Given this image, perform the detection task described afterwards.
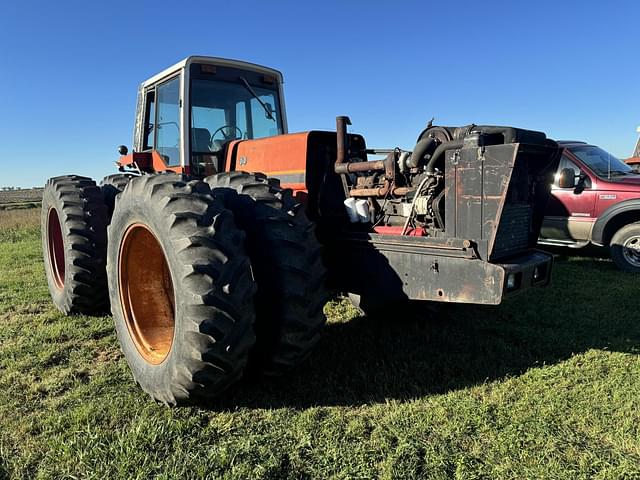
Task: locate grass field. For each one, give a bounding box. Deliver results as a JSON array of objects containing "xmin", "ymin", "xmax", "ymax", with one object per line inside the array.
[
  {"xmin": 0, "ymin": 189, "xmax": 42, "ymax": 212},
  {"xmin": 1, "ymin": 208, "xmax": 639, "ymax": 479}
]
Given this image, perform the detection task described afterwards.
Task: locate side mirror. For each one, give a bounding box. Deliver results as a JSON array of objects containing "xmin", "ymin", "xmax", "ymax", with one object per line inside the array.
[
  {"xmin": 558, "ymin": 167, "xmax": 576, "ymax": 188},
  {"xmin": 264, "ymin": 102, "xmax": 275, "ymax": 119},
  {"xmin": 117, "ymin": 145, "xmax": 129, "ymax": 156}
]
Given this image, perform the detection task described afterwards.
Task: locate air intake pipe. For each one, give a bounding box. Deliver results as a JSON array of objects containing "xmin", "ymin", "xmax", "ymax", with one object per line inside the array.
[{"xmin": 407, "ymin": 137, "xmax": 437, "ymax": 169}]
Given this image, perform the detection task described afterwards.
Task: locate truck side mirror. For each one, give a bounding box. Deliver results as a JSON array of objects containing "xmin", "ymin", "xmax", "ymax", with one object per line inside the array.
[{"xmin": 558, "ymin": 168, "xmax": 576, "ymax": 188}]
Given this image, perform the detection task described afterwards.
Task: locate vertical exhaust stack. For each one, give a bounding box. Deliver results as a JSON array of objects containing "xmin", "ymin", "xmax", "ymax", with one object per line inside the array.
[{"xmin": 335, "ymin": 116, "xmax": 351, "ymax": 172}]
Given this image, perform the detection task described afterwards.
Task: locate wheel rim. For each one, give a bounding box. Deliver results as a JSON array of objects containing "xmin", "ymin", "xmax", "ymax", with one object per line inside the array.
[
  {"xmin": 622, "ymin": 235, "xmax": 640, "ymax": 268},
  {"xmin": 47, "ymin": 208, "xmax": 65, "ymax": 290},
  {"xmin": 119, "ymin": 223, "xmax": 175, "ymax": 365}
]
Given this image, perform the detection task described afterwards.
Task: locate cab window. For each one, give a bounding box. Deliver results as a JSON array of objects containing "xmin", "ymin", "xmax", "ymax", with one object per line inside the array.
[
  {"xmin": 156, "ymin": 76, "xmax": 181, "ymax": 165},
  {"xmin": 249, "ymin": 94, "xmax": 280, "ymax": 138},
  {"xmin": 143, "ymin": 90, "xmax": 155, "ymax": 150}
]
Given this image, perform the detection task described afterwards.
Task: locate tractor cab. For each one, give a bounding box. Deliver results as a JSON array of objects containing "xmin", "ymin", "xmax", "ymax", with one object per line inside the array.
[{"xmin": 118, "ymin": 56, "xmax": 288, "ymax": 176}]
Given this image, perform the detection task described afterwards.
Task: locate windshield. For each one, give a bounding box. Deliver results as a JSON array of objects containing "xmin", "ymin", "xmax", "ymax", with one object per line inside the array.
[
  {"xmin": 569, "ymin": 145, "xmax": 633, "ymax": 177},
  {"xmin": 190, "ymin": 78, "xmax": 283, "ymax": 153}
]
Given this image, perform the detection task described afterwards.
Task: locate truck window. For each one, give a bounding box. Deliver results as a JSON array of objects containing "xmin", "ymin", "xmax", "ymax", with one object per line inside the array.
[{"xmin": 554, "ymin": 156, "xmax": 580, "ymax": 188}]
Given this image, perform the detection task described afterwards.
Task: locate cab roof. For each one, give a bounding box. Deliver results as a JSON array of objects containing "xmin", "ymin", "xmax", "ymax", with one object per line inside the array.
[
  {"xmin": 140, "ymin": 56, "xmax": 284, "ymax": 88},
  {"xmin": 557, "ymin": 140, "xmax": 590, "ymax": 147}
]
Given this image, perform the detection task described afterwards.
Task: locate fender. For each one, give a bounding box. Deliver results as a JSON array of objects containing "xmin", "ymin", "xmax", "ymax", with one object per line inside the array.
[
  {"xmin": 117, "ymin": 151, "xmax": 187, "ymax": 175},
  {"xmin": 591, "ymin": 198, "xmax": 640, "ymax": 245}
]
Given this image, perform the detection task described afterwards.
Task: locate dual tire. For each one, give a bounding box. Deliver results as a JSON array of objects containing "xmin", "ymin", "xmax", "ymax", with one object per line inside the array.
[
  {"xmin": 41, "ymin": 176, "xmax": 109, "ymax": 315},
  {"xmin": 106, "ymin": 174, "xmax": 256, "ymax": 404},
  {"xmin": 42, "ymin": 172, "xmax": 328, "ymax": 404},
  {"xmin": 205, "ymin": 172, "xmax": 328, "ymax": 375}
]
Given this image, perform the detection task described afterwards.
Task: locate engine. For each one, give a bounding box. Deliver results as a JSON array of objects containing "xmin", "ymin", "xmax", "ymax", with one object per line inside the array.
[{"xmin": 334, "ymin": 116, "xmax": 560, "ymax": 260}]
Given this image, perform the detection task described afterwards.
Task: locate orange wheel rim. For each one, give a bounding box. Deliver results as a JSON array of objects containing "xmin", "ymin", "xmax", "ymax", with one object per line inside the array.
[
  {"xmin": 47, "ymin": 207, "xmax": 65, "ymax": 290},
  {"xmin": 119, "ymin": 223, "xmax": 175, "ymax": 365}
]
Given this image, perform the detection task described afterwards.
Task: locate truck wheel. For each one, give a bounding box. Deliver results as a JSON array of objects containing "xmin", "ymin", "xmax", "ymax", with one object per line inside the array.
[
  {"xmin": 205, "ymin": 172, "xmax": 329, "ymax": 375},
  {"xmin": 107, "ymin": 174, "xmax": 256, "ymax": 404},
  {"xmin": 610, "ymin": 223, "xmax": 640, "ymax": 272},
  {"xmin": 100, "ymin": 173, "xmax": 137, "ymax": 218},
  {"xmin": 41, "ymin": 175, "xmax": 109, "ymax": 315}
]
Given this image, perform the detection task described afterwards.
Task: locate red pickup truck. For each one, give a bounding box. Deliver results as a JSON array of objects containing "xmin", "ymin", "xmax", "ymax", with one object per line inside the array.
[{"xmin": 539, "ymin": 141, "xmax": 640, "ymax": 272}]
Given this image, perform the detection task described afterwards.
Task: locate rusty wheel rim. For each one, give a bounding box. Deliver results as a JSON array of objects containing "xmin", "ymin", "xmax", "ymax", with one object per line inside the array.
[
  {"xmin": 119, "ymin": 223, "xmax": 175, "ymax": 365},
  {"xmin": 47, "ymin": 207, "xmax": 65, "ymax": 290}
]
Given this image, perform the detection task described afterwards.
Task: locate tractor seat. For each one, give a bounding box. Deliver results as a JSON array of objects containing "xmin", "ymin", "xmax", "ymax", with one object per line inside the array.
[
  {"xmin": 191, "ymin": 127, "xmax": 220, "ymax": 176},
  {"xmin": 191, "ymin": 127, "xmax": 212, "ymax": 152}
]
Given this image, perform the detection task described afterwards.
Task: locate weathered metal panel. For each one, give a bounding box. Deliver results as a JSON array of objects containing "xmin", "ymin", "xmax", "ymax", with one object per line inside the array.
[
  {"xmin": 326, "ymin": 232, "xmax": 553, "ymax": 305},
  {"xmin": 444, "ymin": 144, "xmax": 518, "ymax": 259},
  {"xmin": 443, "ymin": 142, "xmax": 559, "ymax": 261}
]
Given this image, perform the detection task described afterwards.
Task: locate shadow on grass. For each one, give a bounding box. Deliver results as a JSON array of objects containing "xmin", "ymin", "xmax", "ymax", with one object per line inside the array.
[{"xmin": 202, "ymin": 254, "xmax": 640, "ymax": 410}]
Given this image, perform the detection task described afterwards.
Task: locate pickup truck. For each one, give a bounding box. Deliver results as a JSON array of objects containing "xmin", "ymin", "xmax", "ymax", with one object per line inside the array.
[{"xmin": 539, "ymin": 141, "xmax": 640, "ymax": 272}]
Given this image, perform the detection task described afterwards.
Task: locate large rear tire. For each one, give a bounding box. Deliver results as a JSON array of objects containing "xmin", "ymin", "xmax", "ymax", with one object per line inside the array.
[
  {"xmin": 205, "ymin": 172, "xmax": 329, "ymax": 375},
  {"xmin": 107, "ymin": 174, "xmax": 257, "ymax": 404},
  {"xmin": 41, "ymin": 175, "xmax": 109, "ymax": 315}
]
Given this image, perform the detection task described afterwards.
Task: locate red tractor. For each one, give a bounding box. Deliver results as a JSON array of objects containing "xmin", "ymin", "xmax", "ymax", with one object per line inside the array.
[{"xmin": 41, "ymin": 56, "xmax": 560, "ymax": 404}]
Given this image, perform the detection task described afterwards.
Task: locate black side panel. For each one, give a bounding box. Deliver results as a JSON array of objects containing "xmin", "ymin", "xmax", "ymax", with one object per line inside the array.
[
  {"xmin": 444, "ymin": 143, "xmax": 559, "ymax": 261},
  {"xmin": 305, "ymin": 131, "xmax": 367, "ymax": 225}
]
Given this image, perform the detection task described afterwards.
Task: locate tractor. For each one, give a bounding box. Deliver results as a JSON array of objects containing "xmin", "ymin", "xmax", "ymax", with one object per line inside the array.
[{"xmin": 41, "ymin": 56, "xmax": 561, "ymax": 404}]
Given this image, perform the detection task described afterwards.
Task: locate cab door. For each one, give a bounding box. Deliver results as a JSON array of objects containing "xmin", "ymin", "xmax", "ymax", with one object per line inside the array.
[{"xmin": 541, "ymin": 153, "xmax": 597, "ymax": 242}]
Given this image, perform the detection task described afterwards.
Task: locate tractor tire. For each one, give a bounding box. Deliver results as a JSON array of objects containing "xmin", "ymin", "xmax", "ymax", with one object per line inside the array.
[
  {"xmin": 100, "ymin": 173, "xmax": 137, "ymax": 218},
  {"xmin": 41, "ymin": 175, "xmax": 109, "ymax": 315},
  {"xmin": 610, "ymin": 223, "xmax": 640, "ymax": 273},
  {"xmin": 107, "ymin": 173, "xmax": 256, "ymax": 405},
  {"xmin": 205, "ymin": 172, "xmax": 329, "ymax": 375}
]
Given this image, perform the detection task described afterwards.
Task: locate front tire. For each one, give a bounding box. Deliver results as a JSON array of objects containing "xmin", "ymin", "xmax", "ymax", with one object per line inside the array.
[
  {"xmin": 610, "ymin": 223, "xmax": 640, "ymax": 272},
  {"xmin": 107, "ymin": 174, "xmax": 257, "ymax": 404},
  {"xmin": 41, "ymin": 175, "xmax": 109, "ymax": 315},
  {"xmin": 205, "ymin": 172, "xmax": 329, "ymax": 375}
]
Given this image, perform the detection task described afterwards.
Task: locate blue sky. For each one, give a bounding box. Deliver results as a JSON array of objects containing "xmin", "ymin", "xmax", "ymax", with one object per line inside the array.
[{"xmin": 1, "ymin": 0, "xmax": 638, "ymax": 187}]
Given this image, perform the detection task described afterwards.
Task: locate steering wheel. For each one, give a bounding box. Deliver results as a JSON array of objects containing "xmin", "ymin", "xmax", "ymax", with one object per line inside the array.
[{"xmin": 211, "ymin": 125, "xmax": 243, "ymax": 142}]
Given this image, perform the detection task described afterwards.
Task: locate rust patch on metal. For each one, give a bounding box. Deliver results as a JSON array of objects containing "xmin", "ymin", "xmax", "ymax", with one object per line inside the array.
[{"xmin": 118, "ymin": 223, "xmax": 175, "ymax": 365}]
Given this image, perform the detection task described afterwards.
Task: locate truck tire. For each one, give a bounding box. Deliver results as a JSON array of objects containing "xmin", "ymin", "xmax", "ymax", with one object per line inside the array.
[
  {"xmin": 205, "ymin": 172, "xmax": 329, "ymax": 375},
  {"xmin": 100, "ymin": 173, "xmax": 137, "ymax": 218},
  {"xmin": 107, "ymin": 174, "xmax": 256, "ymax": 404},
  {"xmin": 41, "ymin": 175, "xmax": 109, "ymax": 315},
  {"xmin": 610, "ymin": 223, "xmax": 640, "ymax": 272}
]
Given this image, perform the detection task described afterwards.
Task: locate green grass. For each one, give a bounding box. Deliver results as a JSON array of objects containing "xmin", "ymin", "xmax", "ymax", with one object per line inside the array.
[{"xmin": 1, "ymin": 210, "xmax": 640, "ymax": 479}]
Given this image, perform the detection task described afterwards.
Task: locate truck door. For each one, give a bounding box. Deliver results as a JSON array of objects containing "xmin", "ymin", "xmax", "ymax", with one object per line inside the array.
[{"xmin": 541, "ymin": 154, "xmax": 597, "ymax": 242}]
